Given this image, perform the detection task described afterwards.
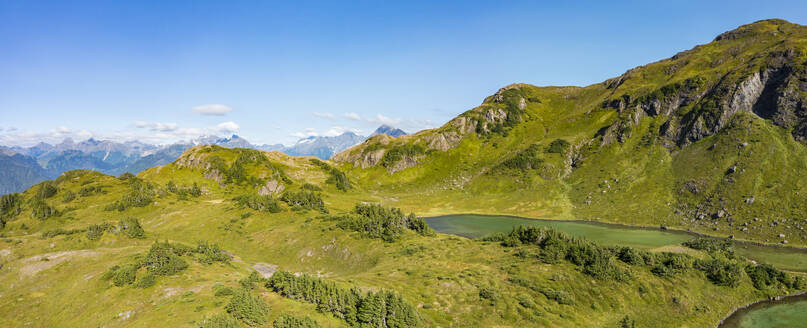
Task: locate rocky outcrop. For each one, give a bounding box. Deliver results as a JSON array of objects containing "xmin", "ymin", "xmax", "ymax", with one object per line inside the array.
[
  {"xmin": 424, "ymin": 131, "xmax": 462, "ymax": 151},
  {"xmin": 258, "ymin": 179, "xmax": 284, "ymax": 195},
  {"xmin": 387, "ymin": 155, "xmax": 423, "ymax": 174}
]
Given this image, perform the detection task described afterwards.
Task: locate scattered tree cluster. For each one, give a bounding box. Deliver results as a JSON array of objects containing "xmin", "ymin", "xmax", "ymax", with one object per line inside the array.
[
  {"xmin": 207, "ymin": 149, "xmax": 292, "ymax": 187},
  {"xmin": 745, "ymin": 263, "xmax": 805, "ymax": 290},
  {"xmin": 104, "ymin": 240, "xmax": 229, "ymax": 288},
  {"xmin": 280, "ymin": 191, "xmax": 327, "ymax": 213},
  {"xmin": 380, "ymin": 144, "xmax": 425, "ymax": 168},
  {"xmin": 273, "ymin": 314, "xmax": 322, "ymax": 328},
  {"xmin": 42, "ymin": 218, "xmax": 146, "ymax": 240},
  {"xmin": 545, "ymin": 139, "xmax": 570, "ymax": 154},
  {"xmin": 233, "ymin": 193, "xmax": 283, "ymax": 213},
  {"xmin": 225, "ymin": 287, "xmax": 271, "ymax": 326},
  {"xmin": 105, "ymin": 178, "xmax": 156, "ymax": 211},
  {"xmin": 267, "ymin": 270, "xmax": 419, "ymax": 327},
  {"xmin": 0, "ymin": 193, "xmax": 22, "ymax": 228},
  {"xmin": 166, "ymin": 180, "xmax": 202, "ymax": 199},
  {"xmin": 310, "ymin": 159, "xmax": 351, "ymax": 191},
  {"xmin": 485, "ymin": 226, "xmax": 632, "ymax": 282},
  {"xmin": 494, "ymin": 144, "xmax": 544, "ymax": 173},
  {"xmin": 329, "ymin": 203, "xmax": 434, "ymax": 242}
]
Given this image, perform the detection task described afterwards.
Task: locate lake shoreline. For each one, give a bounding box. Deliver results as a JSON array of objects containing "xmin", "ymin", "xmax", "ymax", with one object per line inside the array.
[
  {"xmin": 715, "ymin": 291, "xmax": 807, "ymax": 328},
  {"xmin": 425, "ymin": 213, "xmax": 807, "ymax": 254}
]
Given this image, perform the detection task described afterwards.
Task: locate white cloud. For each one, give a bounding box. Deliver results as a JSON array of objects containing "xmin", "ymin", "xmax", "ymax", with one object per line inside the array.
[
  {"xmin": 133, "ymin": 121, "xmax": 179, "ymax": 132},
  {"xmin": 290, "ymin": 127, "xmax": 319, "ymax": 139},
  {"xmin": 216, "ymin": 121, "xmax": 240, "ymax": 133},
  {"xmin": 341, "ymin": 112, "xmax": 401, "ymax": 126},
  {"xmin": 313, "ymin": 112, "xmax": 335, "ymax": 120},
  {"xmin": 192, "ymin": 104, "xmax": 233, "ymax": 116},
  {"xmin": 343, "ymin": 112, "xmax": 362, "ymax": 121},
  {"xmin": 369, "ymin": 114, "xmax": 401, "ymax": 125},
  {"xmin": 324, "ymin": 126, "xmax": 361, "ymax": 136}
]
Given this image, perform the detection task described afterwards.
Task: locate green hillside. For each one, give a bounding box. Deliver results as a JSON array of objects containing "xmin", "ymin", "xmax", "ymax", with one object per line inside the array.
[
  {"xmin": 1, "ymin": 19, "xmax": 807, "ymax": 328},
  {"xmin": 334, "ymin": 19, "xmax": 807, "ymax": 247}
]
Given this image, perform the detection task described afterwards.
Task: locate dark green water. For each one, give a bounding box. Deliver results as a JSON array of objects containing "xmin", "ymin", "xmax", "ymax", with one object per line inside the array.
[
  {"xmin": 717, "ymin": 293, "xmax": 807, "ymax": 328},
  {"xmin": 424, "ymin": 214, "xmax": 807, "ymax": 271}
]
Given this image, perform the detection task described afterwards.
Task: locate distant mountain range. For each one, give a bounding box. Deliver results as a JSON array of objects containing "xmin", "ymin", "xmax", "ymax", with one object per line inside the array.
[{"xmin": 0, "ymin": 125, "xmax": 407, "ymax": 194}]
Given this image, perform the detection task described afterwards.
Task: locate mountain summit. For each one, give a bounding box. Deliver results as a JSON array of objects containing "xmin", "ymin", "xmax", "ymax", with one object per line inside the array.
[{"xmin": 371, "ymin": 125, "xmax": 407, "ymax": 137}]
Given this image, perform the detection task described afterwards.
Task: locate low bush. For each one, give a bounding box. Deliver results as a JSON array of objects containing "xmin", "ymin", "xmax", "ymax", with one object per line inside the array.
[
  {"xmin": 267, "ymin": 271, "xmax": 419, "ymax": 327},
  {"xmin": 310, "ymin": 159, "xmax": 351, "ymax": 191},
  {"xmin": 545, "ymin": 139, "xmax": 570, "ymax": 154},
  {"xmin": 233, "ymin": 194, "xmax": 283, "ymax": 213},
  {"xmin": 120, "ymin": 218, "xmax": 146, "ymax": 239},
  {"xmin": 330, "ymin": 203, "xmax": 433, "ymax": 242},
  {"xmin": 539, "ymin": 287, "xmax": 574, "ymax": 305},
  {"xmin": 225, "ymin": 288, "xmax": 271, "ymax": 326},
  {"xmin": 280, "ymin": 191, "xmax": 327, "ymax": 213},
  {"xmin": 273, "ymin": 314, "xmax": 321, "ymax": 328},
  {"xmin": 199, "ymin": 313, "xmax": 240, "ymax": 328}
]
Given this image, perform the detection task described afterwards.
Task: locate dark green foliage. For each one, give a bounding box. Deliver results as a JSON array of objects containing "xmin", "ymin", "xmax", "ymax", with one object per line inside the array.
[
  {"xmin": 35, "ymin": 181, "xmax": 58, "ymax": 199},
  {"xmin": 189, "ymin": 182, "xmax": 202, "ymax": 197},
  {"xmin": 240, "ymin": 271, "xmax": 264, "ymax": 290},
  {"xmin": 267, "ymin": 270, "xmax": 419, "ymax": 328},
  {"xmin": 135, "ymin": 272, "xmax": 156, "ymax": 289},
  {"xmin": 0, "ymin": 193, "xmax": 22, "ymax": 228},
  {"xmin": 478, "ymin": 287, "xmax": 499, "ymax": 303},
  {"xmin": 545, "ymin": 139, "xmax": 570, "ymax": 154},
  {"xmin": 301, "ymin": 183, "xmax": 322, "ymax": 191},
  {"xmin": 118, "ymin": 172, "xmax": 136, "ymax": 180},
  {"xmin": 331, "ymin": 203, "xmax": 433, "ymax": 242},
  {"xmin": 539, "ymin": 288, "xmax": 574, "ymax": 305},
  {"xmin": 617, "ymin": 247, "xmax": 646, "ymax": 266},
  {"xmin": 199, "ymin": 313, "xmax": 240, "ymax": 328},
  {"xmin": 380, "ymin": 144, "xmax": 425, "ymax": 168},
  {"xmin": 213, "ymin": 284, "xmax": 235, "ymax": 297},
  {"xmin": 120, "ymin": 218, "xmax": 146, "ymax": 239},
  {"xmin": 650, "ymin": 253, "xmax": 693, "ymax": 278},
  {"xmin": 86, "ymin": 222, "xmax": 114, "ymax": 240},
  {"xmin": 196, "ymin": 241, "xmax": 230, "ymax": 264},
  {"xmin": 309, "ymin": 159, "xmax": 351, "ymax": 191},
  {"xmin": 745, "ymin": 263, "xmax": 805, "ymax": 290},
  {"xmin": 273, "ymin": 313, "xmax": 322, "ymax": 328},
  {"xmin": 111, "ymin": 264, "xmax": 138, "ymax": 287},
  {"xmin": 78, "ymin": 185, "xmax": 103, "ymax": 196},
  {"xmin": 495, "ymin": 144, "xmax": 544, "ymax": 172},
  {"xmin": 30, "ymin": 199, "xmax": 59, "ymax": 219},
  {"xmin": 62, "ymin": 190, "xmax": 75, "ymax": 203},
  {"xmin": 619, "ymin": 315, "xmax": 636, "ymax": 328},
  {"xmin": 684, "ymin": 238, "xmax": 735, "ymax": 258},
  {"xmin": 280, "ymin": 191, "xmax": 327, "ymax": 213},
  {"xmin": 166, "ymin": 180, "xmax": 178, "ymax": 193},
  {"xmin": 233, "ymin": 194, "xmax": 283, "ymax": 213},
  {"xmin": 141, "ymin": 241, "xmax": 189, "ymax": 276},
  {"xmin": 694, "ymin": 258, "xmax": 742, "ymax": 287},
  {"xmin": 107, "ymin": 178, "xmax": 155, "ymax": 211},
  {"xmin": 486, "ymin": 226, "xmax": 631, "ymax": 281},
  {"xmin": 121, "ymin": 178, "xmax": 155, "ymax": 208},
  {"xmin": 225, "ymin": 288, "xmax": 271, "ymax": 326}
]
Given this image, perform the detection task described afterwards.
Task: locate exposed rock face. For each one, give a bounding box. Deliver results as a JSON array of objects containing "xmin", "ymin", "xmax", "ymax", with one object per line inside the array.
[
  {"xmin": 424, "ymin": 132, "xmax": 462, "ymax": 151},
  {"xmin": 449, "ymin": 116, "xmax": 478, "ymax": 135},
  {"xmin": 258, "ymin": 179, "xmax": 284, "ymax": 195},
  {"xmin": 387, "ymin": 155, "xmax": 423, "ymax": 174},
  {"xmin": 601, "ymin": 49, "xmax": 807, "ymax": 148}
]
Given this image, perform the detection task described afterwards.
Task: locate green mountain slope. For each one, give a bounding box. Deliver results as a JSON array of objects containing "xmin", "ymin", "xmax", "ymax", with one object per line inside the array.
[
  {"xmin": 1, "ymin": 19, "xmax": 806, "ymax": 328},
  {"xmin": 333, "ymin": 19, "xmax": 807, "ymax": 247}
]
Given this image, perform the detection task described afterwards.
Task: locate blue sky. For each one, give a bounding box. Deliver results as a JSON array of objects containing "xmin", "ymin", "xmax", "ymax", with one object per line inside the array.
[{"xmin": 1, "ymin": 0, "xmax": 806, "ymax": 146}]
